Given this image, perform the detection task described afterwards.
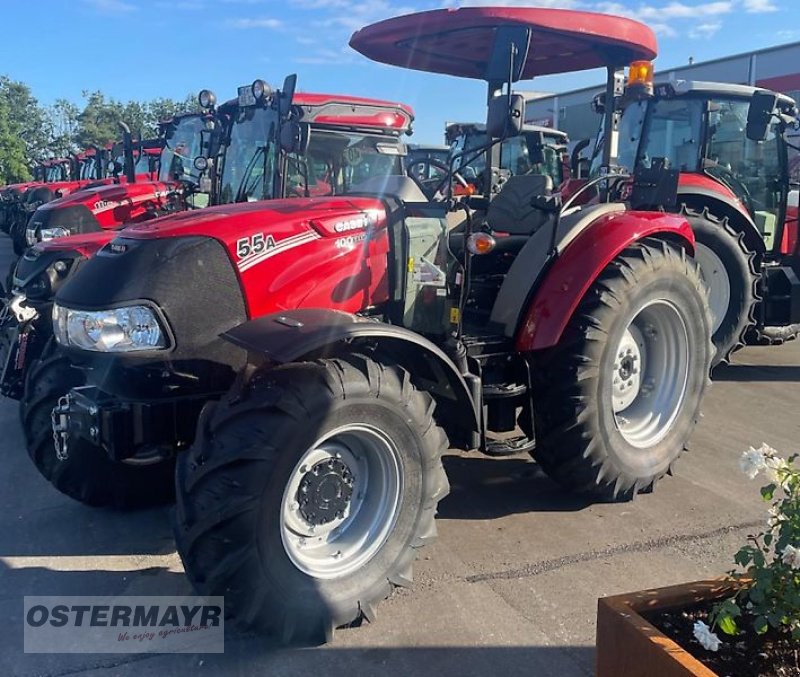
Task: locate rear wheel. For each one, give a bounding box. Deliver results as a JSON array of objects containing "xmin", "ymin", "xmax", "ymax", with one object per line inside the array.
[
  {"xmin": 531, "ymin": 238, "xmax": 712, "ymax": 501},
  {"xmin": 683, "ymin": 208, "xmax": 759, "ymax": 366},
  {"xmin": 175, "ymin": 354, "xmax": 449, "ymax": 644},
  {"xmin": 20, "ymin": 341, "xmax": 175, "ymax": 509}
]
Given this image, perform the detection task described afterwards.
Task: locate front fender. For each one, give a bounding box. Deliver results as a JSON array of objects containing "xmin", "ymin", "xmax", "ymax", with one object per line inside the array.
[
  {"xmin": 515, "ymin": 211, "xmax": 695, "ymax": 352},
  {"xmin": 223, "ymin": 308, "xmax": 480, "ymax": 443}
]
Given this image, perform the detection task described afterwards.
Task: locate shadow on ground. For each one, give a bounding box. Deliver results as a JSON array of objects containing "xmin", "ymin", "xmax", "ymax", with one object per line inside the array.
[
  {"xmin": 437, "ymin": 454, "xmax": 595, "ymax": 520},
  {"xmin": 712, "ymin": 362, "xmax": 800, "ymax": 382}
]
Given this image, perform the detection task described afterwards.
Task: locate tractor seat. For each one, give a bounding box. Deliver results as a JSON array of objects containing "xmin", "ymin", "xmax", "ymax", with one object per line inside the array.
[
  {"xmin": 449, "ymin": 174, "xmax": 556, "ymax": 266},
  {"xmin": 485, "ymin": 174, "xmax": 555, "ymax": 235}
]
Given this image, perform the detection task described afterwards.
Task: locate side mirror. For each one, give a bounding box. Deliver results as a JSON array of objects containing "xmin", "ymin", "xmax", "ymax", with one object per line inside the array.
[
  {"xmin": 486, "ymin": 93, "xmax": 525, "ymax": 140},
  {"xmin": 280, "ymin": 74, "xmax": 298, "ymax": 118},
  {"xmin": 484, "ymin": 25, "xmax": 531, "ymax": 83},
  {"xmin": 280, "ymin": 121, "xmax": 310, "ymax": 155},
  {"xmin": 747, "ymin": 92, "xmax": 778, "ymax": 141}
]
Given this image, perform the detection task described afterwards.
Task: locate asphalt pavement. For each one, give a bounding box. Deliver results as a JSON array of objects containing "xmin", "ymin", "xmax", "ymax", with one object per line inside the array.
[{"xmin": 1, "ymin": 232, "xmax": 798, "ymax": 676}]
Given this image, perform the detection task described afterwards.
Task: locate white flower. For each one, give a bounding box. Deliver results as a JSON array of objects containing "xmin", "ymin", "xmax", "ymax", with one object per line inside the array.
[
  {"xmin": 740, "ymin": 446, "xmax": 768, "ymax": 480},
  {"xmin": 764, "ymin": 455, "xmax": 790, "ymax": 486},
  {"xmin": 781, "ymin": 545, "xmax": 800, "ymax": 569},
  {"xmin": 693, "ymin": 620, "xmax": 721, "ymax": 652}
]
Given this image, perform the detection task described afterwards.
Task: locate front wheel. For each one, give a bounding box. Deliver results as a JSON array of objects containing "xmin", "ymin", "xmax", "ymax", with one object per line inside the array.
[
  {"xmin": 175, "ymin": 354, "xmax": 449, "ymax": 644},
  {"xmin": 531, "ymin": 238, "xmax": 712, "ymax": 501},
  {"xmin": 20, "ymin": 343, "xmax": 176, "ymax": 508}
]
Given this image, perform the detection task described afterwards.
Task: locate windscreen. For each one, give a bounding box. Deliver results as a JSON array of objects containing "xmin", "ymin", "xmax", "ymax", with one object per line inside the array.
[
  {"xmin": 218, "ymin": 106, "xmax": 278, "ymax": 204},
  {"xmin": 158, "ymin": 115, "xmax": 209, "ymax": 186},
  {"xmin": 590, "ymin": 99, "xmax": 647, "ymax": 176},
  {"xmin": 636, "ymin": 97, "xmax": 704, "ymax": 172},
  {"xmin": 135, "ymin": 152, "xmax": 156, "ymax": 176},
  {"xmin": 286, "ymin": 130, "xmax": 404, "ymax": 197}
]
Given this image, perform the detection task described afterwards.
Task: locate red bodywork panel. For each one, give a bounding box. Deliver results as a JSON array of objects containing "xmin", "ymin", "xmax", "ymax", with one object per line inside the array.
[
  {"xmin": 516, "ymin": 211, "xmax": 695, "ymax": 352},
  {"xmin": 350, "ymin": 7, "xmax": 657, "ymax": 80},
  {"xmin": 35, "ymin": 179, "xmax": 177, "ymax": 229},
  {"xmin": 677, "ymin": 172, "xmax": 750, "ymax": 218},
  {"xmin": 121, "ymin": 197, "xmax": 391, "ymax": 318}
]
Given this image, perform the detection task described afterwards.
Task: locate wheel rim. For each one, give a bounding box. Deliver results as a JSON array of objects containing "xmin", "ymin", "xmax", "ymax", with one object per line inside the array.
[
  {"xmin": 611, "ymin": 299, "xmax": 690, "ymax": 449},
  {"xmin": 694, "ymin": 242, "xmax": 730, "ymax": 334},
  {"xmin": 280, "ymin": 424, "xmax": 402, "ymax": 579}
]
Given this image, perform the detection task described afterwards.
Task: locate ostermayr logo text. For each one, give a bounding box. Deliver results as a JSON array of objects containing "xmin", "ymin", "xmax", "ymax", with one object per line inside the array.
[{"xmin": 24, "ymin": 596, "xmax": 225, "ymax": 653}]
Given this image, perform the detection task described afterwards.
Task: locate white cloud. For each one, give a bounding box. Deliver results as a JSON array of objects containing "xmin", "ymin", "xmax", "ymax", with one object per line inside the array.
[
  {"xmin": 649, "ymin": 22, "xmax": 678, "ymax": 37},
  {"xmin": 689, "ymin": 21, "xmax": 721, "ymax": 39},
  {"xmin": 637, "ymin": 2, "xmax": 733, "ymax": 21},
  {"xmin": 82, "ymin": 0, "xmax": 136, "ymax": 12},
  {"xmin": 226, "ymin": 17, "xmax": 284, "ymax": 29},
  {"xmin": 742, "ymin": 0, "xmax": 778, "ymax": 12}
]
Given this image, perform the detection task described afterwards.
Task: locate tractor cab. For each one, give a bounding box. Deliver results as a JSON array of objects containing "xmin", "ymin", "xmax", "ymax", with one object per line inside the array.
[
  {"xmin": 213, "ymin": 82, "xmax": 413, "ymax": 205},
  {"xmin": 607, "ymin": 80, "xmax": 798, "ymax": 254}
]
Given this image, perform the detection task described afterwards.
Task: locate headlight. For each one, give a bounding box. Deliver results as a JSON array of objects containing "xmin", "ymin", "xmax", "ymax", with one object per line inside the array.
[
  {"xmin": 52, "ymin": 303, "xmax": 167, "ymax": 352},
  {"xmin": 26, "ymin": 227, "xmax": 37, "ymax": 246},
  {"xmin": 40, "ymin": 227, "xmax": 71, "ymax": 242}
]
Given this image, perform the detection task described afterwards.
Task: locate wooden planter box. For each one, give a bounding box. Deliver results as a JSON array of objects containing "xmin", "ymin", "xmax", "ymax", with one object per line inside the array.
[{"xmin": 596, "ymin": 579, "xmax": 744, "ymax": 677}]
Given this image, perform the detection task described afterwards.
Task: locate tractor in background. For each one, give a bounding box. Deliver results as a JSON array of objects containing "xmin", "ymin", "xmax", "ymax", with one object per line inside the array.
[{"xmin": 595, "ymin": 77, "xmax": 800, "ymax": 363}]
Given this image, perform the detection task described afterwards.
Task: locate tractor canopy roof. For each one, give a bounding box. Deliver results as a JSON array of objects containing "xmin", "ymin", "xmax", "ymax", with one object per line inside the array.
[
  {"xmin": 349, "ymin": 7, "xmax": 657, "ymax": 80},
  {"xmin": 654, "ymin": 79, "xmax": 797, "ymax": 111},
  {"xmin": 445, "ymin": 121, "xmax": 568, "ymax": 143},
  {"xmin": 219, "ymin": 91, "xmax": 414, "ymax": 135}
]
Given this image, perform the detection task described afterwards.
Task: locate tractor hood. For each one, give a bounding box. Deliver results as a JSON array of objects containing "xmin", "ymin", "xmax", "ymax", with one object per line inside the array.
[
  {"xmin": 36, "ymin": 179, "xmax": 175, "ymax": 218},
  {"xmin": 121, "ymin": 195, "xmax": 386, "ymax": 241},
  {"xmin": 56, "ymin": 194, "xmax": 393, "ymax": 341},
  {"xmin": 28, "ymin": 179, "xmax": 178, "ymax": 238}
]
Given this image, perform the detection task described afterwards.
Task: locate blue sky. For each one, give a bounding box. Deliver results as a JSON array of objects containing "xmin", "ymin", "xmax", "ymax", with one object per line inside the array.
[{"xmin": 0, "ymin": 0, "xmax": 794, "ymax": 143}]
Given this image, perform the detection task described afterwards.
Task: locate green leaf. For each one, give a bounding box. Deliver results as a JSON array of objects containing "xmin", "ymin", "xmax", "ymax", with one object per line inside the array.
[
  {"xmin": 718, "ymin": 615, "xmax": 739, "ymax": 635},
  {"xmin": 735, "ymin": 549, "xmax": 753, "ymax": 567},
  {"xmin": 762, "ymin": 484, "xmax": 777, "ymax": 501},
  {"xmin": 754, "ymin": 616, "xmax": 769, "ymax": 634}
]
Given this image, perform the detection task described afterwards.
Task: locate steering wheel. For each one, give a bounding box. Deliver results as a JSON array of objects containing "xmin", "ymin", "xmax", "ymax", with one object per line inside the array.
[
  {"xmin": 706, "ymin": 164, "xmax": 757, "ymax": 214},
  {"xmin": 406, "ymin": 157, "xmax": 469, "ymax": 201}
]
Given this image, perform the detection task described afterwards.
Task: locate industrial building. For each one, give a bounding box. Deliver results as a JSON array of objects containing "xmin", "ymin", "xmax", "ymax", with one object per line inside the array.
[{"xmin": 524, "ymin": 40, "xmax": 800, "ymax": 143}]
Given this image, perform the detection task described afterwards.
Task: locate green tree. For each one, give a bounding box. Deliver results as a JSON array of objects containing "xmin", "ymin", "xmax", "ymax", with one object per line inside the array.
[
  {"xmin": 46, "ymin": 98, "xmax": 80, "ymax": 158},
  {"xmin": 0, "ymin": 96, "xmax": 30, "ymax": 183},
  {"xmin": 75, "ymin": 90, "xmax": 127, "ymax": 148},
  {"xmin": 0, "ymin": 75, "xmax": 50, "ymax": 181}
]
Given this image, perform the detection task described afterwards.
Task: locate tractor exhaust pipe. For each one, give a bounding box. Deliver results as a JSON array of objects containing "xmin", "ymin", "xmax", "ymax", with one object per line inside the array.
[{"xmin": 119, "ymin": 122, "xmax": 136, "ymax": 184}]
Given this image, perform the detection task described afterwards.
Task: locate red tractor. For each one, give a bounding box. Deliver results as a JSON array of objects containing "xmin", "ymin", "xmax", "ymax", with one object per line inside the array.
[
  {"xmin": 48, "ymin": 8, "xmax": 712, "ymax": 641},
  {"xmin": 10, "ymin": 79, "xmax": 416, "ymax": 506},
  {"xmin": 595, "ymin": 78, "xmax": 800, "ymax": 363}
]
